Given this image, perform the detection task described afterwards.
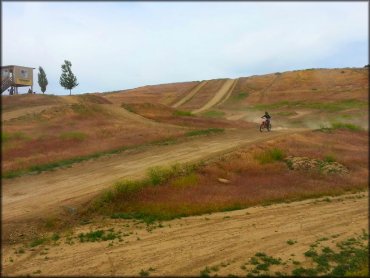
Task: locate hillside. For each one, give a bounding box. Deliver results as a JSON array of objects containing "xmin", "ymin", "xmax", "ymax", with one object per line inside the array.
[
  {"xmin": 104, "ymin": 67, "xmax": 368, "ymax": 128},
  {"xmin": 2, "ymin": 67, "xmax": 368, "ymax": 276}
]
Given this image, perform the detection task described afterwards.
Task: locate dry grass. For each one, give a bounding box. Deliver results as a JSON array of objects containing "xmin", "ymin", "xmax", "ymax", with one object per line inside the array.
[
  {"xmin": 88, "ymin": 129, "xmax": 368, "ymax": 221},
  {"xmin": 120, "ymin": 102, "xmax": 253, "ymax": 129},
  {"xmin": 2, "ymin": 102, "xmax": 187, "ymax": 173}
]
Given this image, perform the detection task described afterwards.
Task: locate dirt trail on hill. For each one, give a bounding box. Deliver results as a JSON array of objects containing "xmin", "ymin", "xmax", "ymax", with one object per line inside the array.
[
  {"xmin": 2, "ymin": 129, "xmax": 304, "ymax": 224},
  {"xmin": 193, "ymin": 79, "xmax": 237, "ymax": 114},
  {"xmin": 172, "ymin": 81, "xmax": 208, "ymax": 108},
  {"xmin": 102, "ymin": 104, "xmax": 184, "ymax": 129},
  {"xmin": 2, "ymin": 192, "xmax": 367, "ymax": 276},
  {"xmin": 2, "ymin": 105, "xmax": 59, "ymax": 121}
]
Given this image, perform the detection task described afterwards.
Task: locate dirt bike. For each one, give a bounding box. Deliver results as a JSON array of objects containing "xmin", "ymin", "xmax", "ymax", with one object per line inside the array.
[{"xmin": 260, "ymin": 119, "xmax": 271, "ymax": 132}]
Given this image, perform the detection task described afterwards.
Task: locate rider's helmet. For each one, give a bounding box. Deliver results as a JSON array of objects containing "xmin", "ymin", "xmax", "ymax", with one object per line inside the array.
[{"xmin": 265, "ymin": 111, "xmax": 269, "ymax": 115}]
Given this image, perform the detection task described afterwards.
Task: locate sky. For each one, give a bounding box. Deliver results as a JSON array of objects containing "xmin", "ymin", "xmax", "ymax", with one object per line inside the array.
[{"xmin": 2, "ymin": 1, "xmax": 368, "ymax": 95}]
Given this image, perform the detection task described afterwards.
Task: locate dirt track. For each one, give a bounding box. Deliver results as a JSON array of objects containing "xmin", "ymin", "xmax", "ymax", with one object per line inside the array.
[
  {"xmin": 2, "ymin": 129, "xmax": 303, "ymax": 225},
  {"xmin": 172, "ymin": 81, "xmax": 208, "ymax": 108},
  {"xmin": 2, "ymin": 192, "xmax": 367, "ymax": 276},
  {"xmin": 193, "ymin": 79, "xmax": 237, "ymax": 114}
]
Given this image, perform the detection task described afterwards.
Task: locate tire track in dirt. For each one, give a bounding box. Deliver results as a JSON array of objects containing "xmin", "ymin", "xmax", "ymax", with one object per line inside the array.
[
  {"xmin": 192, "ymin": 79, "xmax": 237, "ymax": 114},
  {"xmin": 2, "ymin": 192, "xmax": 367, "ymax": 276},
  {"xmin": 171, "ymin": 81, "xmax": 208, "ymax": 108},
  {"xmin": 2, "ymin": 128, "xmax": 304, "ymax": 224},
  {"xmin": 258, "ymin": 74, "xmax": 281, "ymax": 102}
]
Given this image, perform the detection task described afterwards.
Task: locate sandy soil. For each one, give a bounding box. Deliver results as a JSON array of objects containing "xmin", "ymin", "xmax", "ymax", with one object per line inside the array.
[
  {"xmin": 193, "ymin": 79, "xmax": 237, "ymax": 114},
  {"xmin": 172, "ymin": 81, "xmax": 207, "ymax": 108},
  {"xmin": 3, "ymin": 129, "xmax": 302, "ymax": 225},
  {"xmin": 2, "ymin": 192, "xmax": 367, "ymax": 276}
]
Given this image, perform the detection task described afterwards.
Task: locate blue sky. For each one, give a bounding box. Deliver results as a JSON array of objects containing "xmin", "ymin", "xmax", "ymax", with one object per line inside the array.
[{"xmin": 2, "ymin": 1, "xmax": 368, "ymax": 95}]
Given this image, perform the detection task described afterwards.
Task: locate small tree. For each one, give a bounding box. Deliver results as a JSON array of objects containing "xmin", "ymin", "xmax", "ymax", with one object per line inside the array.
[
  {"xmin": 59, "ymin": 60, "xmax": 78, "ymax": 95},
  {"xmin": 38, "ymin": 66, "xmax": 48, "ymax": 94}
]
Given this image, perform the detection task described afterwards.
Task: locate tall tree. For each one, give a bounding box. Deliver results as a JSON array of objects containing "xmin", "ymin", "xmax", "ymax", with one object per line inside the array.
[
  {"xmin": 59, "ymin": 60, "xmax": 78, "ymax": 95},
  {"xmin": 37, "ymin": 66, "xmax": 48, "ymax": 94}
]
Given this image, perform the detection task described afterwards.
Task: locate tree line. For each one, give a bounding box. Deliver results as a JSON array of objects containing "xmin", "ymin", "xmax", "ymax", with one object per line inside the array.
[{"xmin": 38, "ymin": 60, "xmax": 78, "ymax": 95}]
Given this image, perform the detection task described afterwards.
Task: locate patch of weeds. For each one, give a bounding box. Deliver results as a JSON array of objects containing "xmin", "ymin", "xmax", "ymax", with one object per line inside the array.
[
  {"xmin": 59, "ymin": 131, "xmax": 87, "ymax": 141},
  {"xmin": 112, "ymin": 212, "xmax": 158, "ymax": 225},
  {"xmin": 33, "ymin": 270, "xmax": 42, "ymax": 274},
  {"xmin": 51, "ymin": 233, "xmax": 60, "ymax": 241},
  {"xmin": 78, "ymin": 229, "xmax": 119, "ymax": 242},
  {"xmin": 29, "ymin": 237, "xmax": 46, "ymax": 247},
  {"xmin": 200, "ymin": 266, "xmax": 211, "ymax": 277},
  {"xmin": 323, "ymin": 155, "xmax": 336, "ymax": 163},
  {"xmin": 317, "ymin": 237, "xmax": 329, "ymax": 242},
  {"xmin": 185, "ymin": 128, "xmax": 224, "ymax": 137},
  {"xmin": 173, "ymin": 110, "xmax": 193, "ymax": 117},
  {"xmin": 331, "ymin": 122, "xmax": 363, "ymax": 131},
  {"xmin": 210, "ymin": 265, "xmax": 219, "ymax": 272},
  {"xmin": 254, "ymin": 148, "xmax": 285, "ymax": 164},
  {"xmin": 247, "ymin": 252, "xmax": 282, "ymax": 274},
  {"xmin": 287, "ymin": 239, "xmax": 297, "ymax": 245},
  {"xmin": 2, "ymin": 131, "xmax": 31, "ymax": 143},
  {"xmin": 291, "ymin": 234, "xmax": 369, "ymax": 276},
  {"xmin": 139, "ymin": 269, "xmax": 149, "ymax": 277},
  {"xmin": 202, "ymin": 110, "xmax": 225, "ymax": 118},
  {"xmin": 304, "ymin": 249, "xmax": 318, "ymax": 258}
]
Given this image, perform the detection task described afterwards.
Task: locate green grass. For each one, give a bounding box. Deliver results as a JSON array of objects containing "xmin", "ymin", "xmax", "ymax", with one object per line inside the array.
[
  {"xmin": 29, "ymin": 237, "xmax": 47, "ymax": 247},
  {"xmin": 2, "ymin": 131, "xmax": 31, "ymax": 142},
  {"xmin": 243, "ymin": 233, "xmax": 368, "ymax": 277},
  {"xmin": 173, "ymin": 110, "xmax": 193, "ymax": 116},
  {"xmin": 330, "ymin": 122, "xmax": 363, "ymax": 131},
  {"xmin": 59, "ymin": 131, "xmax": 87, "ymax": 141},
  {"xmin": 201, "ymin": 110, "xmax": 225, "ymax": 118},
  {"xmin": 78, "ymin": 229, "xmax": 120, "ymax": 242},
  {"xmin": 92, "ymin": 163, "xmax": 201, "ymax": 222},
  {"xmin": 287, "ymin": 239, "xmax": 297, "ymax": 245},
  {"xmin": 254, "ymin": 148, "xmax": 285, "ymax": 164},
  {"xmin": 185, "ymin": 128, "xmax": 224, "ymax": 137}
]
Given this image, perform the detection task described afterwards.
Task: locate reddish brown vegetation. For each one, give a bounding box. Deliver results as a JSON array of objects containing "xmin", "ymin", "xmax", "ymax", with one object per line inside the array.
[
  {"xmin": 105, "ymin": 129, "xmax": 368, "ymax": 217},
  {"xmin": 222, "ymin": 68, "xmax": 368, "ymax": 108},
  {"xmin": 103, "ymin": 81, "xmax": 199, "ymax": 106},
  {"xmin": 2, "ymin": 102, "xmax": 186, "ymax": 172},
  {"xmin": 122, "ymin": 102, "xmax": 253, "ymax": 129}
]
